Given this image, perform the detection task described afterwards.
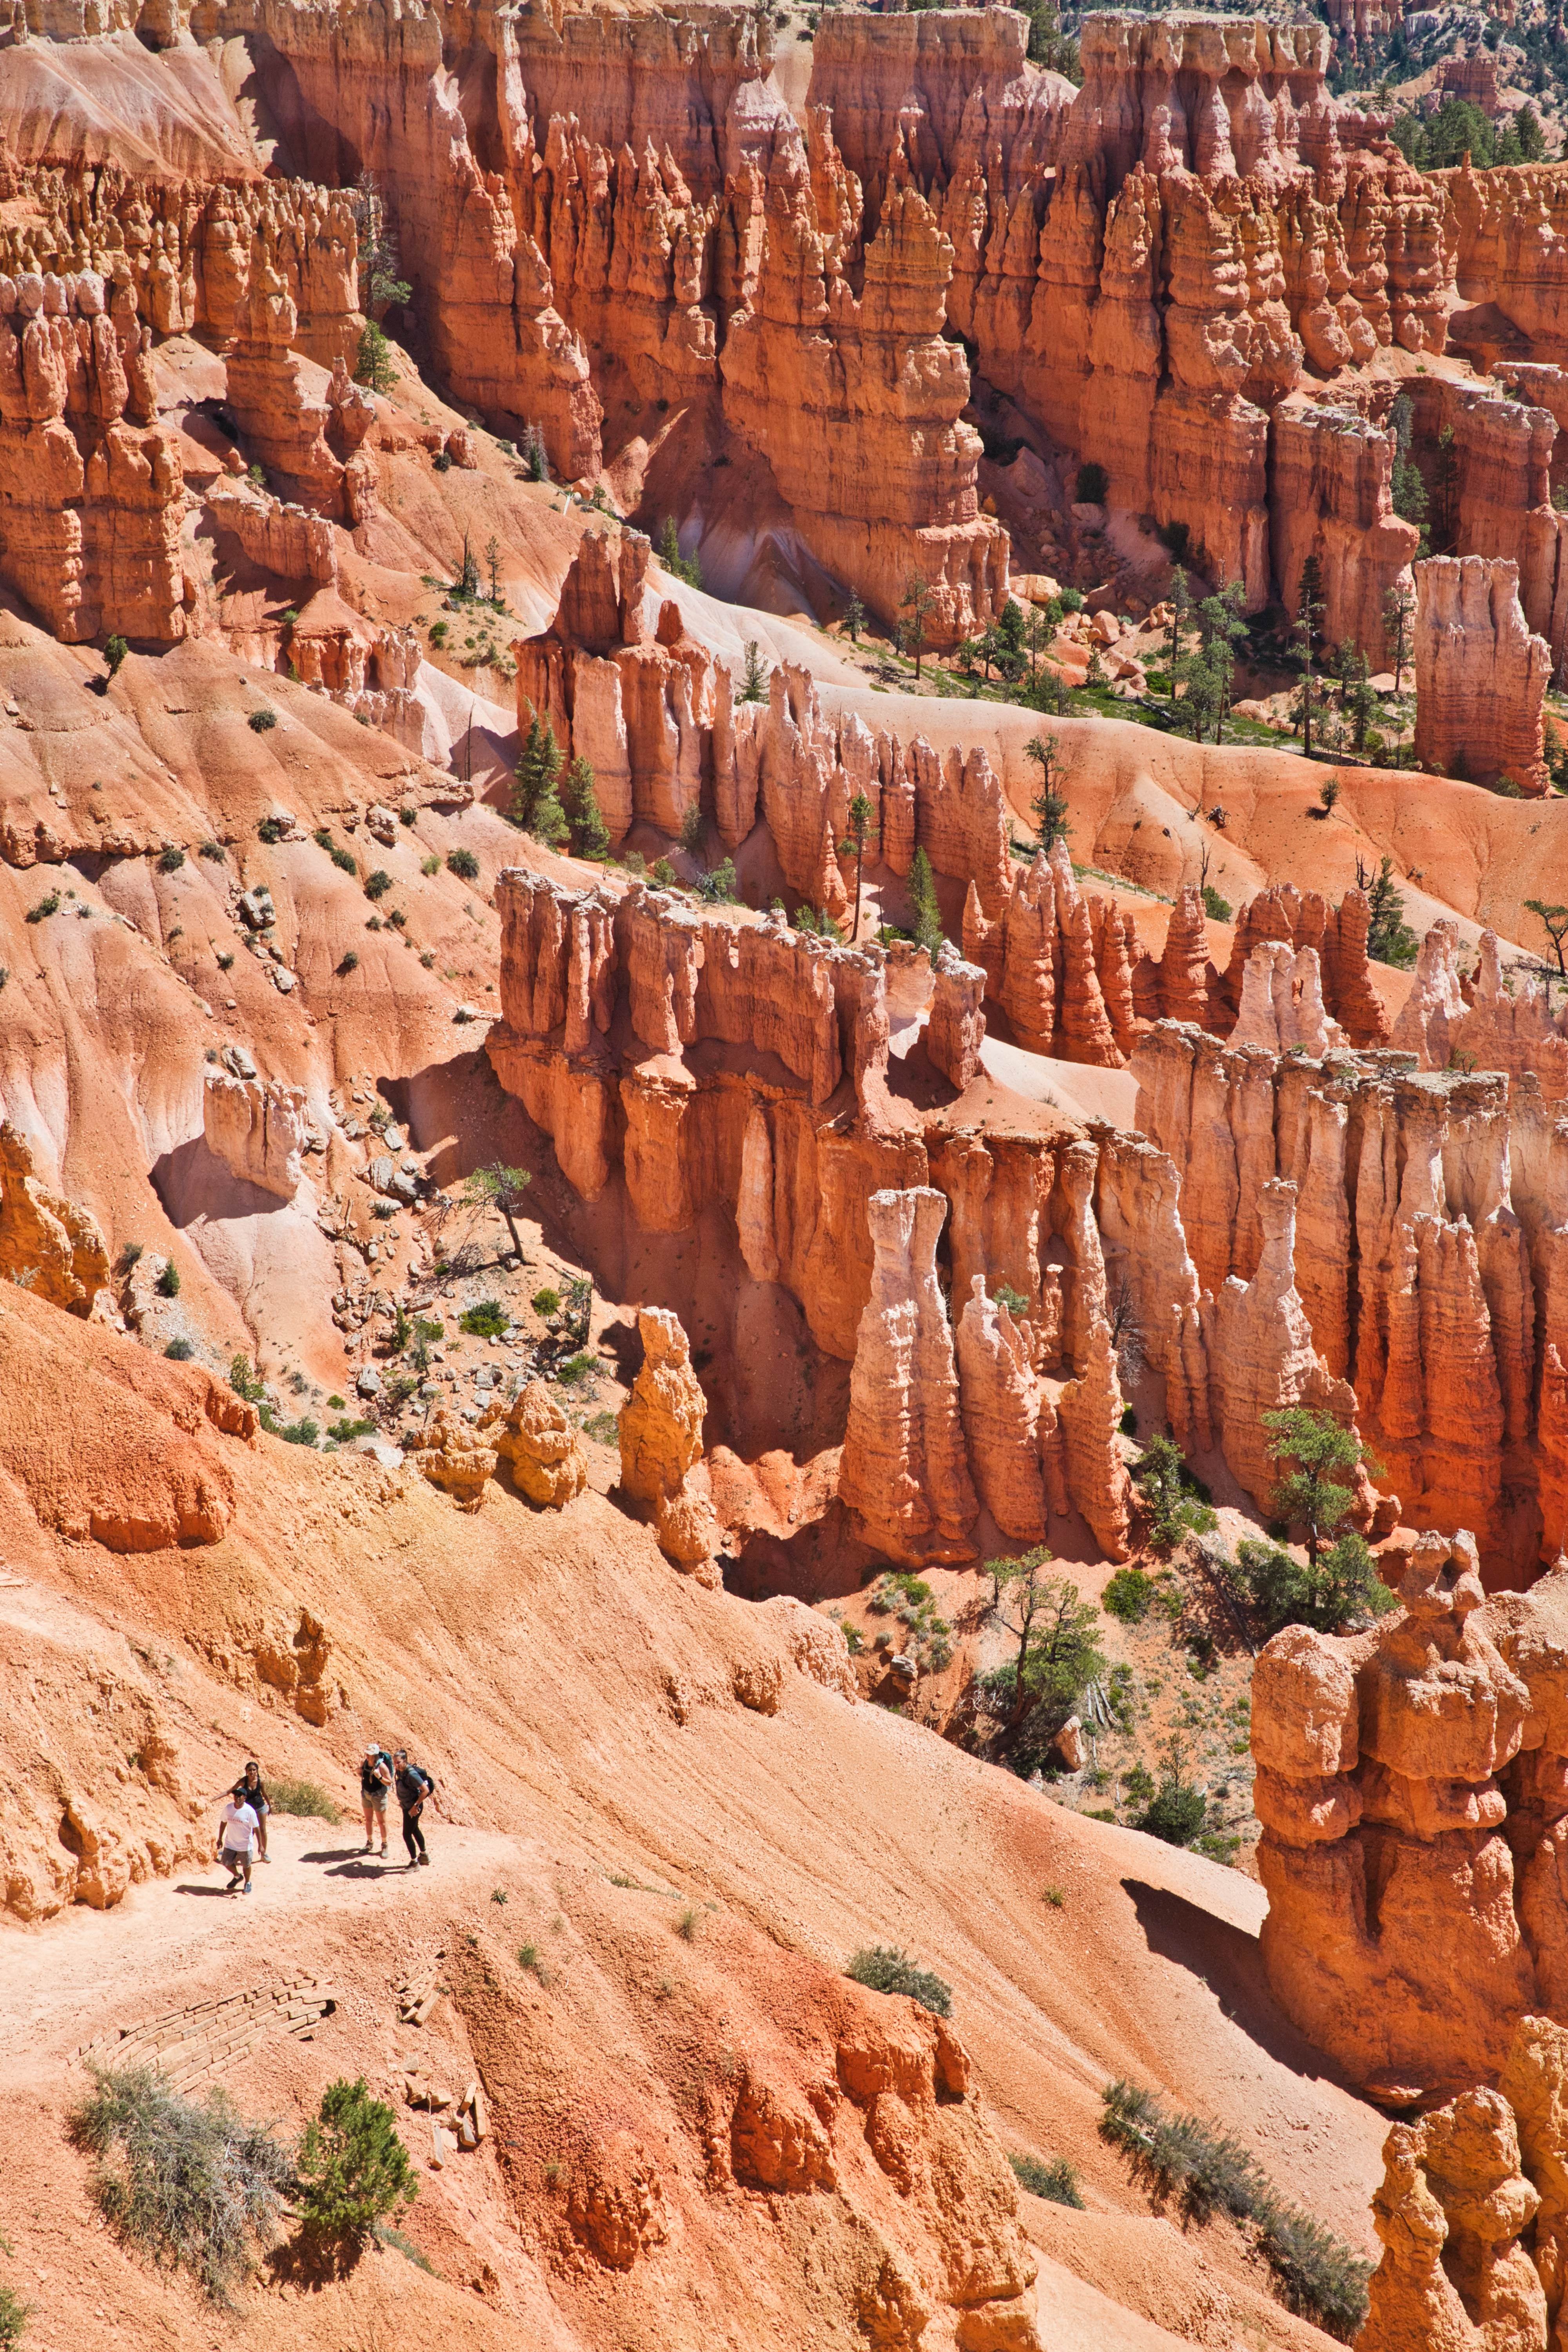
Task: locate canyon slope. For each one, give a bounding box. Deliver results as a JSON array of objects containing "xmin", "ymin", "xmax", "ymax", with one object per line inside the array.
[{"xmin": 4, "ymin": 2, "xmax": 1568, "ymax": 2349}]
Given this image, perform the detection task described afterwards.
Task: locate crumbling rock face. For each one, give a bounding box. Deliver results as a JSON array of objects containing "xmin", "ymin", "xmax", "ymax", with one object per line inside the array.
[
  {"xmin": 1252, "ymin": 1537, "xmax": 1568, "ymax": 2094},
  {"xmin": 486, "ymin": 1380, "xmax": 587, "ymax": 1510},
  {"xmin": 0, "ymin": 264, "xmax": 184, "ymax": 643},
  {"xmin": 963, "ymin": 841, "xmax": 1133, "ymax": 1066},
  {"xmin": 1219, "ymin": 882, "xmax": 1389, "ymax": 1046},
  {"xmin": 1362, "ymin": 2009, "xmax": 1568, "ymax": 2350},
  {"xmin": 619, "ymin": 1306, "xmax": 719, "ymax": 1579},
  {"xmin": 517, "ymin": 537, "xmax": 1012, "ymax": 911},
  {"xmin": 1134, "ymin": 1024, "xmax": 1555, "ymax": 1571},
  {"xmin": 926, "ymin": 945, "xmax": 987, "ymax": 1092},
  {"xmin": 838, "ymin": 1188, "xmax": 978, "ymax": 1567},
  {"xmin": 1228, "ymin": 943, "xmax": 1346, "ymax": 1059},
  {"xmin": 1272, "ymin": 401, "xmax": 1421, "ymax": 665},
  {"xmin": 1397, "ymin": 925, "xmax": 1568, "ymax": 1100},
  {"xmin": 409, "ymin": 1407, "xmax": 497, "ymax": 1514},
  {"xmin": 202, "ymin": 1073, "xmax": 307, "ymax": 1200},
  {"xmin": 1415, "ymin": 556, "xmax": 1552, "ymax": 795},
  {"xmin": 1202, "ymin": 1177, "xmax": 1361, "ymax": 1513},
  {"xmin": 0, "ymin": 1121, "xmax": 111, "ymax": 1314},
  {"xmin": 722, "ymin": 162, "xmax": 1009, "ymax": 644},
  {"xmin": 1362, "ymin": 2072, "xmax": 1548, "ymax": 2352}
]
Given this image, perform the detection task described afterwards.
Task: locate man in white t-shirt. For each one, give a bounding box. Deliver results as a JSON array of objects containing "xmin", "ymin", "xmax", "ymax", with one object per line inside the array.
[{"xmin": 217, "ymin": 1787, "xmax": 260, "ymax": 1893}]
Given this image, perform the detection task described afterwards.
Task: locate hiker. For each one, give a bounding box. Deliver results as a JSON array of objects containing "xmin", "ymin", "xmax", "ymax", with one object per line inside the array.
[
  {"xmin": 237, "ymin": 1760, "xmax": 270, "ymax": 1863},
  {"xmin": 393, "ymin": 1749, "xmax": 436, "ymax": 1869},
  {"xmin": 360, "ymin": 1742, "xmax": 393, "ymax": 1856},
  {"xmin": 217, "ymin": 1784, "xmax": 260, "ymax": 1893},
  {"xmin": 208, "ymin": 1761, "xmax": 271, "ymax": 1861}
]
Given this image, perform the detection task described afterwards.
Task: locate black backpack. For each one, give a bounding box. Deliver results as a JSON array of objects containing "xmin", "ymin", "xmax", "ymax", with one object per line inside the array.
[{"xmin": 361, "ymin": 1751, "xmax": 392, "ymax": 1796}]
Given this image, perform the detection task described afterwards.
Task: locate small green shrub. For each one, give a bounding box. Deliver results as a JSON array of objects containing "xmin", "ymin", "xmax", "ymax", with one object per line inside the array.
[
  {"xmin": 0, "ymin": 2280, "xmax": 29, "ymax": 2348},
  {"xmin": 692, "ymin": 857, "xmax": 740, "ymax": 904},
  {"xmin": 163, "ymin": 1338, "xmax": 195, "ymax": 1361},
  {"xmin": 327, "ymin": 1417, "xmax": 375, "ymax": 1443},
  {"xmin": 295, "ymin": 2078, "xmax": 417, "ymax": 2254},
  {"xmin": 446, "ymin": 848, "xmax": 479, "ymax": 881},
  {"xmin": 399, "ymin": 806, "xmax": 417, "ymax": 826},
  {"xmin": 104, "ymin": 633, "xmax": 129, "ymax": 678},
  {"xmin": 1042, "ymin": 1886, "xmax": 1065, "ymax": 1909},
  {"xmin": 257, "ymin": 816, "xmax": 287, "ymax": 844},
  {"xmin": 845, "ymin": 1945, "xmax": 951, "ymax": 2018},
  {"xmin": 337, "ymin": 951, "xmax": 359, "ymax": 976},
  {"xmin": 517, "ymin": 1943, "xmax": 549, "ymax": 1981},
  {"xmin": 229, "ymin": 1354, "xmax": 265, "ymax": 1403},
  {"xmin": 267, "ymin": 1776, "xmax": 341, "ymax": 1821},
  {"xmin": 1102, "ymin": 1566, "xmax": 1158, "ymax": 1624},
  {"xmin": 420, "ymin": 855, "xmax": 441, "ymax": 875},
  {"xmin": 1201, "ymin": 882, "xmax": 1232, "ymax": 922},
  {"xmin": 248, "ymin": 709, "xmax": 277, "ymax": 733},
  {"xmin": 198, "ymin": 840, "xmax": 225, "ymax": 862},
  {"xmin": 260, "ymin": 1408, "xmax": 319, "ymax": 1447},
  {"xmin": 25, "ymin": 893, "xmax": 60, "ymax": 923},
  {"xmin": 1100, "ymin": 2081, "xmax": 1370, "ymax": 2337},
  {"xmin": 314, "ymin": 830, "xmax": 358, "ymax": 875},
  {"xmin": 582, "ymin": 1410, "xmax": 618, "ymax": 1446},
  {"xmin": 374, "ymin": 2225, "xmax": 434, "ymax": 2273},
  {"xmin": 156, "ymin": 1262, "xmax": 180, "ymax": 1298},
  {"xmin": 459, "ymin": 1298, "xmax": 507, "ymax": 1339},
  {"xmin": 532, "ymin": 1287, "xmax": 562, "ymax": 1318},
  {"xmin": 555, "ymin": 1352, "xmax": 595, "ymax": 1385},
  {"xmin": 1010, "ymin": 2152, "xmax": 1084, "ymax": 2207},
  {"xmin": 158, "ymin": 846, "xmax": 186, "ymax": 873},
  {"xmin": 364, "ymin": 869, "xmax": 393, "ymax": 901},
  {"xmin": 69, "ymin": 2066, "xmax": 292, "ymax": 2304},
  {"xmin": 675, "ymin": 1907, "xmax": 701, "ymax": 1942}
]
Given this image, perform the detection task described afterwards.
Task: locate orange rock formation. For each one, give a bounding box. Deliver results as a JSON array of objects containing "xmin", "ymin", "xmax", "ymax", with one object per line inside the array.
[
  {"xmin": 1414, "ymin": 556, "xmax": 1552, "ymax": 793},
  {"xmin": 1253, "ymin": 1536, "xmax": 1568, "ymax": 2094},
  {"xmin": 618, "ymin": 1304, "xmax": 720, "ymax": 1576}
]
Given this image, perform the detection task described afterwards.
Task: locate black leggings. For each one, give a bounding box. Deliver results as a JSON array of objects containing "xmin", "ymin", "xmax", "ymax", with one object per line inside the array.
[{"xmin": 401, "ymin": 1808, "xmax": 426, "ymax": 1862}]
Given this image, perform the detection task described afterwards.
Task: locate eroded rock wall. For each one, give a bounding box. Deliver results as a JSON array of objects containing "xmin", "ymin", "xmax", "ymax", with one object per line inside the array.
[
  {"xmin": 1253, "ymin": 1537, "xmax": 1568, "ymax": 2096},
  {"xmin": 1415, "ymin": 555, "xmax": 1551, "ymax": 793}
]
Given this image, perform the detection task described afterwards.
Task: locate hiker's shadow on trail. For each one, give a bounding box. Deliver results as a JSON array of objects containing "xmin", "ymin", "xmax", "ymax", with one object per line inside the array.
[
  {"xmin": 301, "ymin": 1847, "xmax": 382, "ymax": 1866},
  {"xmin": 173, "ymin": 1883, "xmax": 237, "ymax": 1898}
]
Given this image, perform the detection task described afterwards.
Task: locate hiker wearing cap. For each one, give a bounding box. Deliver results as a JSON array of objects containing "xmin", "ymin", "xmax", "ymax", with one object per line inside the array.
[
  {"xmin": 359, "ymin": 1742, "xmax": 393, "ymax": 1856},
  {"xmin": 217, "ymin": 1786, "xmax": 260, "ymax": 1893}
]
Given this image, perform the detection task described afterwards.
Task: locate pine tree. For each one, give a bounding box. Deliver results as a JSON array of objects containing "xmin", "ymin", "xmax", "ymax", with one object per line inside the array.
[
  {"xmin": 1166, "ymin": 566, "xmax": 1191, "ymax": 706},
  {"xmin": 1357, "ymin": 853, "xmax": 1419, "ymax": 969},
  {"xmin": 513, "ymin": 711, "xmax": 562, "ymax": 832},
  {"xmin": 1389, "ymin": 397, "xmax": 1428, "ymax": 548},
  {"xmin": 1026, "ymin": 734, "xmax": 1069, "ymax": 851},
  {"xmin": 839, "ymin": 791, "xmax": 878, "ymax": 943},
  {"xmin": 1293, "ymin": 555, "xmax": 1327, "ymax": 757},
  {"xmin": 844, "ymin": 591, "xmax": 866, "ymax": 644},
  {"xmin": 740, "ymin": 641, "xmax": 768, "ymax": 703},
  {"xmin": 1383, "ymin": 578, "xmax": 1416, "ymax": 693},
  {"xmin": 563, "ymin": 755, "xmax": 610, "ymax": 857},
  {"xmin": 900, "ymin": 575, "xmax": 935, "ymax": 680},
  {"xmin": 909, "ymin": 846, "xmax": 943, "ymax": 956}
]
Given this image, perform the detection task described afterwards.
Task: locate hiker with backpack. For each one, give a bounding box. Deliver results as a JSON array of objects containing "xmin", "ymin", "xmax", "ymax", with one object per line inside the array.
[
  {"xmin": 359, "ymin": 1742, "xmax": 393, "ymax": 1857},
  {"xmin": 393, "ymin": 1749, "xmax": 436, "ymax": 1868}
]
